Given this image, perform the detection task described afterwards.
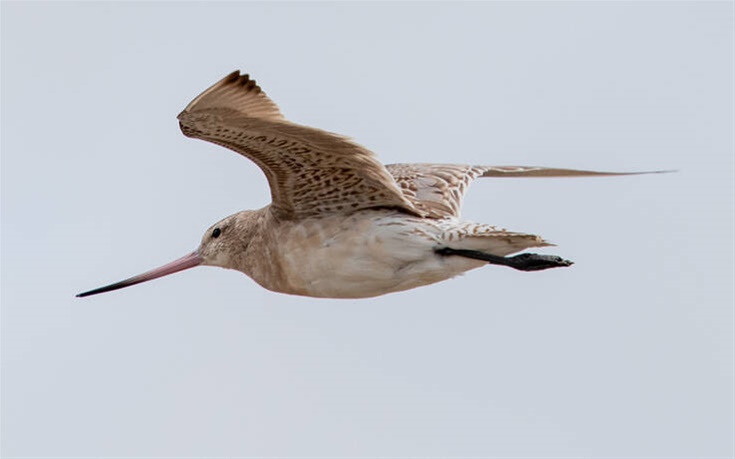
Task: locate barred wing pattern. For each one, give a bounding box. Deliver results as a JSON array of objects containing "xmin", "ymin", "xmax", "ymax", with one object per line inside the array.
[
  {"xmin": 178, "ymin": 71, "xmax": 420, "ymax": 219},
  {"xmin": 386, "ymin": 163, "xmax": 648, "ymax": 219}
]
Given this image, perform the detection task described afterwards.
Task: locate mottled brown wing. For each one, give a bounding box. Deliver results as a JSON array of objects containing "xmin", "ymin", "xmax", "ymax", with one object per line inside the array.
[
  {"xmin": 178, "ymin": 71, "xmax": 420, "ymax": 219},
  {"xmin": 386, "ymin": 164, "xmax": 484, "ymax": 219},
  {"xmin": 386, "ymin": 163, "xmax": 661, "ymax": 219}
]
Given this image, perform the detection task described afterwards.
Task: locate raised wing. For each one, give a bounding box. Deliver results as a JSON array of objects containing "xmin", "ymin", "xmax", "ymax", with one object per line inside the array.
[
  {"xmin": 178, "ymin": 71, "xmax": 420, "ymax": 219},
  {"xmin": 386, "ymin": 163, "xmax": 667, "ymax": 219}
]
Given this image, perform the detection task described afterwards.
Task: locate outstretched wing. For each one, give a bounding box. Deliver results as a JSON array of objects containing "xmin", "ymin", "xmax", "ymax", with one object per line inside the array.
[
  {"xmin": 386, "ymin": 163, "xmax": 666, "ymax": 219},
  {"xmin": 178, "ymin": 71, "xmax": 420, "ymax": 219}
]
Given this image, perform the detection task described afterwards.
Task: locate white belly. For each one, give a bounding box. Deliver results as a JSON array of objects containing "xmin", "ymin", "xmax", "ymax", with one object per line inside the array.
[{"xmin": 272, "ymin": 213, "xmax": 484, "ymax": 298}]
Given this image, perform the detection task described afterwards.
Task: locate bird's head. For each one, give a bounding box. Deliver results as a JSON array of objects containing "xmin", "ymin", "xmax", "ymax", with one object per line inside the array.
[
  {"xmin": 196, "ymin": 213, "xmax": 249, "ymax": 269},
  {"xmin": 76, "ymin": 211, "xmax": 257, "ymax": 298}
]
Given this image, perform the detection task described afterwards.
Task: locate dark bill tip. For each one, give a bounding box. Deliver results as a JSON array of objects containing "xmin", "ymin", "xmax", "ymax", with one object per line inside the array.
[{"xmin": 76, "ymin": 251, "xmax": 202, "ymax": 298}]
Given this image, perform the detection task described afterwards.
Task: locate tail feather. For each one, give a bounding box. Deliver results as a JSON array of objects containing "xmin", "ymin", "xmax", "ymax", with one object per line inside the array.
[{"xmin": 441, "ymin": 222, "xmax": 551, "ymax": 257}]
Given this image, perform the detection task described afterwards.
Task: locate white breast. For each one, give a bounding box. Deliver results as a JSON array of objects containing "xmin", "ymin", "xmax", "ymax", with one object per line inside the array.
[{"xmin": 273, "ymin": 212, "xmax": 484, "ymax": 298}]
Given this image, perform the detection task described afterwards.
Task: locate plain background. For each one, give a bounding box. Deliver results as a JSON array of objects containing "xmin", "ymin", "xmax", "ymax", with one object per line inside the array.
[{"xmin": 2, "ymin": 2, "xmax": 733, "ymax": 458}]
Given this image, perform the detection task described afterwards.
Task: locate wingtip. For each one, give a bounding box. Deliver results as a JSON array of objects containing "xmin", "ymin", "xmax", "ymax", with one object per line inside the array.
[
  {"xmin": 224, "ymin": 69, "xmax": 241, "ymax": 82},
  {"xmin": 219, "ymin": 70, "xmax": 264, "ymax": 93},
  {"xmin": 613, "ymin": 169, "xmax": 678, "ymax": 176},
  {"xmin": 181, "ymin": 68, "xmax": 284, "ymax": 122},
  {"xmin": 588, "ymin": 169, "xmax": 678, "ymax": 176}
]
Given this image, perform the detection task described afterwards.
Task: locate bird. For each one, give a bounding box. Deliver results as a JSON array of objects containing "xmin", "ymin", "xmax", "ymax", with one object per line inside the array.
[{"xmin": 77, "ymin": 70, "xmax": 666, "ymax": 299}]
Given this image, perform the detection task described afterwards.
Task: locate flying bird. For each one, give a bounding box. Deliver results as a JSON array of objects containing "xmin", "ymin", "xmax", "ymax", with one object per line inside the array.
[{"xmin": 77, "ymin": 71, "xmax": 665, "ymax": 299}]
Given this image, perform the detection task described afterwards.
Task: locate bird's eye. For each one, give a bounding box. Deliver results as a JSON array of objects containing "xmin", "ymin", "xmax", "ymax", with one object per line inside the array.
[{"xmin": 212, "ymin": 228, "xmax": 221, "ymax": 239}]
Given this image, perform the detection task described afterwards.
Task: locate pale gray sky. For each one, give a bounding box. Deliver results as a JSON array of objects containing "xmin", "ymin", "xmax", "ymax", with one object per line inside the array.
[{"xmin": 2, "ymin": 2, "xmax": 733, "ymax": 458}]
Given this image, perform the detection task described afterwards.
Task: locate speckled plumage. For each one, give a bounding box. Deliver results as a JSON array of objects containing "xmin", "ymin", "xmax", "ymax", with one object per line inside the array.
[
  {"xmin": 178, "ymin": 71, "xmax": 420, "ymax": 219},
  {"xmin": 77, "ymin": 70, "xmax": 663, "ymax": 299}
]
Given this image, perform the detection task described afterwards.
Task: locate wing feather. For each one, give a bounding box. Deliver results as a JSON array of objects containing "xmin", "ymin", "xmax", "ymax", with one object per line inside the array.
[
  {"xmin": 387, "ymin": 163, "xmax": 669, "ymax": 219},
  {"xmin": 178, "ymin": 71, "xmax": 420, "ymax": 219}
]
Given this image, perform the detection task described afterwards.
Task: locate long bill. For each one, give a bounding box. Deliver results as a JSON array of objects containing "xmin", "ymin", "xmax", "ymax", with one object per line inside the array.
[{"xmin": 76, "ymin": 251, "xmax": 203, "ymax": 298}]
